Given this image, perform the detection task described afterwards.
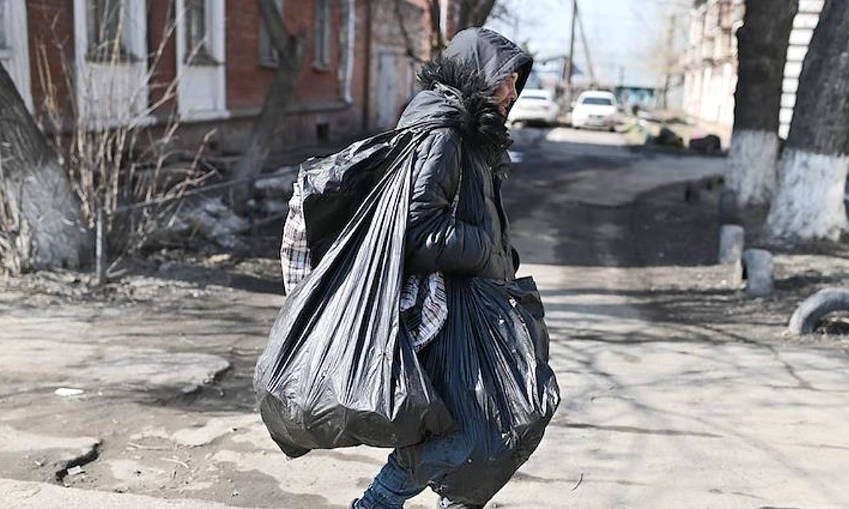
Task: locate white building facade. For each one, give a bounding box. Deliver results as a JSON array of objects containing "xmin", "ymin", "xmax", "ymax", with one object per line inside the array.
[{"xmin": 682, "ymin": 0, "xmax": 824, "ymax": 137}]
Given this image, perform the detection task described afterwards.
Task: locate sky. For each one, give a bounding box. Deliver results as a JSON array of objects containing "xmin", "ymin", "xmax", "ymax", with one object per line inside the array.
[{"xmin": 485, "ymin": 0, "xmax": 692, "ymax": 88}]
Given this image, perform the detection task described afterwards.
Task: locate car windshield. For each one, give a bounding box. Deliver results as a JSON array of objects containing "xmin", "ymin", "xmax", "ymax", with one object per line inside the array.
[
  {"xmin": 581, "ymin": 97, "xmax": 614, "ymax": 106},
  {"xmin": 522, "ymin": 93, "xmax": 550, "ymax": 101}
]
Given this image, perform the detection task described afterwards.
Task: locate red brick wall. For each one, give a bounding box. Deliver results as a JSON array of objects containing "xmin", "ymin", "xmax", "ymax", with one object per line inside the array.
[
  {"xmin": 27, "ymin": 0, "xmax": 76, "ymax": 123},
  {"xmin": 226, "ymin": 0, "xmax": 347, "ymax": 112},
  {"xmin": 20, "ymin": 1, "xmax": 379, "ymax": 155},
  {"xmin": 224, "ymin": 0, "xmax": 270, "ymax": 111},
  {"xmin": 147, "ymin": 0, "xmax": 178, "ymax": 115}
]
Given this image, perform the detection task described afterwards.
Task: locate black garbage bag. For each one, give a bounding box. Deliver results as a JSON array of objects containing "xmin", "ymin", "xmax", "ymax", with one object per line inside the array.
[
  {"xmin": 254, "ymin": 127, "xmax": 456, "ymax": 458},
  {"xmin": 397, "ymin": 276, "xmax": 560, "ymax": 505}
]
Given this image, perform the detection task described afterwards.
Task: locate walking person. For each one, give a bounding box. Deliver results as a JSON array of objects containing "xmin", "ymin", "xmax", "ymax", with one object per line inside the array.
[{"xmin": 351, "ymin": 27, "xmax": 535, "ymax": 509}]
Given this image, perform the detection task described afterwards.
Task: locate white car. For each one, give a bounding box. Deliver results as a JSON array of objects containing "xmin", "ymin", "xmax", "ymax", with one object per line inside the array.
[
  {"xmin": 508, "ymin": 89, "xmax": 560, "ymax": 126},
  {"xmin": 571, "ymin": 91, "xmax": 619, "ymax": 130}
]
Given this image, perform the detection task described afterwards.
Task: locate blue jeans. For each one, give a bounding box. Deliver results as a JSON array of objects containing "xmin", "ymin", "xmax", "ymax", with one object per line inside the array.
[
  {"xmin": 357, "ymin": 452, "xmax": 426, "ymax": 509},
  {"xmin": 356, "ymin": 453, "xmax": 480, "ymax": 509}
]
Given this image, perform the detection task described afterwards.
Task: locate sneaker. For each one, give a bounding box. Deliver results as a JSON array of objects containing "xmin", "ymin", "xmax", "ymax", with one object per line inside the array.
[{"xmin": 437, "ymin": 498, "xmax": 482, "ymax": 509}]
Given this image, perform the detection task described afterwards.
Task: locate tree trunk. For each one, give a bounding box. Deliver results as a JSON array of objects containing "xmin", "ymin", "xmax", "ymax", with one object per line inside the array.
[
  {"xmin": 0, "ymin": 61, "xmax": 89, "ymax": 273},
  {"xmin": 457, "ymin": 0, "xmax": 498, "ymax": 30},
  {"xmin": 230, "ymin": 0, "xmax": 304, "ymax": 214},
  {"xmin": 765, "ymin": 0, "xmax": 849, "ymax": 241},
  {"xmin": 727, "ymin": 0, "xmax": 798, "ymax": 207},
  {"xmin": 428, "ymin": 0, "xmax": 445, "ymax": 56}
]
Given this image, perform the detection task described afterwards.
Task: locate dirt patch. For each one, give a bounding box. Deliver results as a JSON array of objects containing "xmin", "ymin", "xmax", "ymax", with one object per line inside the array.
[{"xmin": 628, "ymin": 180, "xmax": 849, "ymax": 350}]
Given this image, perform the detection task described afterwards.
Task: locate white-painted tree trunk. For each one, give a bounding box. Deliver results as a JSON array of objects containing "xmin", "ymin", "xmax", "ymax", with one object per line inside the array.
[
  {"xmin": 764, "ymin": 149, "xmax": 849, "ymax": 241},
  {"xmin": 726, "ymin": 129, "xmax": 780, "ymax": 206}
]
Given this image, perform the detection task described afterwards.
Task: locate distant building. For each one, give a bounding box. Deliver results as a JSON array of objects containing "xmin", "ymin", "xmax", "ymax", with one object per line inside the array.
[
  {"xmin": 682, "ymin": 0, "xmax": 824, "ymax": 137},
  {"xmin": 615, "ymin": 86, "xmax": 658, "ymax": 111},
  {"xmin": 0, "ymin": 0, "xmax": 459, "ymax": 157},
  {"xmin": 682, "ymin": 0, "xmax": 744, "ymax": 127}
]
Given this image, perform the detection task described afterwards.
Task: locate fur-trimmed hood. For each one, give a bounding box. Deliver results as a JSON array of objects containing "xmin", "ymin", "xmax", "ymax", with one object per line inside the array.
[{"xmin": 397, "ymin": 28, "xmax": 533, "ymax": 155}]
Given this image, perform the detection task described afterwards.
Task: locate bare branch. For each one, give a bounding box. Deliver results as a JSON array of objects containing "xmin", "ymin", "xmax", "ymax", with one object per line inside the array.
[
  {"xmin": 458, "ymin": 0, "xmax": 499, "ymax": 30},
  {"xmin": 428, "ymin": 0, "xmax": 445, "ymax": 55},
  {"xmin": 394, "ymin": 0, "xmax": 427, "ymax": 63},
  {"xmin": 257, "ymin": 0, "xmax": 300, "ymax": 66}
]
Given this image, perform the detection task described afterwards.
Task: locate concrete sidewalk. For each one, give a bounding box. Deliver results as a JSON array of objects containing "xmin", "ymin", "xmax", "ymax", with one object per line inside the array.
[
  {"xmin": 3, "ymin": 128, "xmax": 848, "ymax": 508},
  {"xmin": 495, "ymin": 262, "xmax": 849, "ymax": 509},
  {"xmin": 2, "ymin": 477, "xmax": 261, "ymax": 509},
  {"xmin": 6, "ymin": 263, "xmax": 848, "ymax": 509}
]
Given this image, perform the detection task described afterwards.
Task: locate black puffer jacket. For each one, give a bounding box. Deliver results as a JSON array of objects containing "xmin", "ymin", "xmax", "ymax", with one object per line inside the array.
[{"xmin": 399, "ymin": 28, "xmax": 533, "ymax": 282}]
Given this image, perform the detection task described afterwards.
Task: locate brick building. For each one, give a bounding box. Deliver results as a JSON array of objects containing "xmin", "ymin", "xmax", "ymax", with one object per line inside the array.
[
  {"xmin": 682, "ymin": 0, "xmax": 824, "ymax": 138},
  {"xmin": 0, "ymin": 0, "xmax": 459, "ymax": 158}
]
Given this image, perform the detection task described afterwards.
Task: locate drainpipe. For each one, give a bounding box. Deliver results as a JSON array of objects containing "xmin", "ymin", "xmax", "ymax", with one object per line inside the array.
[
  {"xmin": 362, "ymin": 0, "xmax": 373, "ymax": 131},
  {"xmin": 343, "ymin": 0, "xmax": 356, "ymax": 104}
]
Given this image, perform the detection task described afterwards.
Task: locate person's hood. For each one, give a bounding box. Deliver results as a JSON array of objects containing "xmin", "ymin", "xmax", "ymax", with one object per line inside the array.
[
  {"xmin": 398, "ymin": 28, "xmax": 533, "ymax": 155},
  {"xmin": 441, "ymin": 27, "xmax": 533, "ymax": 96}
]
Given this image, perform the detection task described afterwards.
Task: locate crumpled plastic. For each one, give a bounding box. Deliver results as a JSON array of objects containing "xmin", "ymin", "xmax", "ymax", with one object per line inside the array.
[
  {"xmin": 254, "ymin": 123, "xmax": 559, "ymax": 504},
  {"xmin": 398, "ymin": 276, "xmax": 560, "ymax": 504},
  {"xmin": 254, "ymin": 128, "xmax": 456, "ymax": 458}
]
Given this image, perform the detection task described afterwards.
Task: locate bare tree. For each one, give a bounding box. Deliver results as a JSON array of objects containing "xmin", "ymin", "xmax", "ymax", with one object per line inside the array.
[
  {"xmin": 764, "ymin": 0, "xmax": 849, "ymax": 241},
  {"xmin": 230, "ymin": 0, "xmax": 305, "ymax": 214},
  {"xmin": 0, "ymin": 61, "xmax": 90, "ymax": 273},
  {"xmin": 394, "ymin": 0, "xmax": 434, "ymax": 62},
  {"xmin": 428, "ymin": 0, "xmax": 446, "ymax": 54},
  {"xmin": 395, "ymin": 0, "xmax": 503, "ymax": 62},
  {"xmin": 457, "ymin": 0, "xmax": 499, "ymax": 30},
  {"xmin": 727, "ymin": 0, "xmax": 798, "ymax": 207}
]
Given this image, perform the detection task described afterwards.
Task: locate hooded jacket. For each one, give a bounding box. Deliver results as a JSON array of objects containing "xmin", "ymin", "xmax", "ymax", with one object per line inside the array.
[{"xmin": 400, "ymin": 28, "xmax": 533, "ymax": 282}]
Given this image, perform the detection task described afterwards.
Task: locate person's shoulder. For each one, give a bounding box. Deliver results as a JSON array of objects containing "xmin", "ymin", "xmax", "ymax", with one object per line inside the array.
[{"xmin": 419, "ymin": 127, "xmax": 462, "ymax": 156}]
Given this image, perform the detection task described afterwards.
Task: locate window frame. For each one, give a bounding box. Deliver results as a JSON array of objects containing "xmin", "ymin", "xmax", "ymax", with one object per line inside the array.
[
  {"xmin": 313, "ymin": 0, "xmax": 331, "ymax": 71},
  {"xmin": 85, "ymin": 0, "xmax": 135, "ymax": 62},
  {"xmin": 259, "ymin": 0, "xmax": 285, "ymax": 68},
  {"xmin": 0, "ymin": 0, "xmax": 33, "ymax": 111},
  {"xmin": 174, "ymin": 0, "xmax": 227, "ymax": 120},
  {"xmin": 0, "ymin": 0, "xmax": 8, "ymax": 51},
  {"xmin": 184, "ymin": 0, "xmax": 218, "ymax": 66}
]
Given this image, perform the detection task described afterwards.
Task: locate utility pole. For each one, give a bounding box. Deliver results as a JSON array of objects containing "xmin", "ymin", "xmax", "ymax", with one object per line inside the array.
[
  {"xmin": 661, "ymin": 14, "xmax": 676, "ymax": 110},
  {"xmin": 576, "ymin": 4, "xmax": 596, "ymax": 86},
  {"xmin": 566, "ymin": 0, "xmax": 577, "ymax": 108}
]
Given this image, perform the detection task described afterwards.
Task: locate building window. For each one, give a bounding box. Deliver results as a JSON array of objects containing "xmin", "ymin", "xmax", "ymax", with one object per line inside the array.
[
  {"xmin": 0, "ymin": 0, "xmax": 7, "ymax": 50},
  {"xmin": 314, "ymin": 0, "xmax": 331, "ymax": 69},
  {"xmin": 185, "ymin": 0, "xmax": 215, "ymax": 65},
  {"xmin": 259, "ymin": 0, "xmax": 284, "ymax": 67},
  {"xmin": 87, "ymin": 0, "xmax": 131, "ymax": 60}
]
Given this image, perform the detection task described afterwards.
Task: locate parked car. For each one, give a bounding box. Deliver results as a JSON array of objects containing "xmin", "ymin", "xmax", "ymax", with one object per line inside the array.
[
  {"xmin": 571, "ymin": 91, "xmax": 619, "ymax": 130},
  {"xmin": 508, "ymin": 89, "xmax": 560, "ymax": 126}
]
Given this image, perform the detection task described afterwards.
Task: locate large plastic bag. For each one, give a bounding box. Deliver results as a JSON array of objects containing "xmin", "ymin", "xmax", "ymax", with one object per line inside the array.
[
  {"xmin": 397, "ymin": 276, "xmax": 560, "ymax": 505},
  {"xmin": 254, "ymin": 128, "xmax": 456, "ymax": 458}
]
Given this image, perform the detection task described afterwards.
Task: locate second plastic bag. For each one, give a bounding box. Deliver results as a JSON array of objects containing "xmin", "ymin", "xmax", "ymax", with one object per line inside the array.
[{"xmin": 397, "ymin": 276, "xmax": 560, "ymax": 505}]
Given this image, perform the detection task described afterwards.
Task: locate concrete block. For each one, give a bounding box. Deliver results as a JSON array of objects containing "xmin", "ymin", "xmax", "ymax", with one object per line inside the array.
[
  {"xmin": 743, "ymin": 249, "xmax": 774, "ymax": 298},
  {"xmin": 718, "ymin": 224, "xmax": 745, "ymax": 264},
  {"xmin": 718, "ymin": 189, "xmax": 742, "ymax": 225}
]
